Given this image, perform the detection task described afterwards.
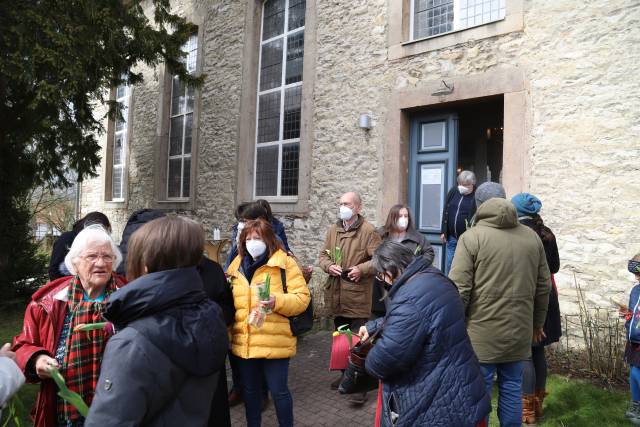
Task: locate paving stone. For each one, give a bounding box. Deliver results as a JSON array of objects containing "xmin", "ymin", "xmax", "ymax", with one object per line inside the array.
[{"xmin": 229, "ymin": 331, "xmax": 377, "ymax": 426}]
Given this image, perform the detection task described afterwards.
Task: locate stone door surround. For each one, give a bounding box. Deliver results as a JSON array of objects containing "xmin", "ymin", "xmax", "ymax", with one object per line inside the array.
[{"xmin": 380, "ymin": 67, "xmax": 528, "ymax": 220}]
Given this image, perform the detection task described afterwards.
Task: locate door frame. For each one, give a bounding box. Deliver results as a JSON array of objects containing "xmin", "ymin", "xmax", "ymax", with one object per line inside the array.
[{"xmin": 379, "ymin": 68, "xmax": 528, "ymax": 225}]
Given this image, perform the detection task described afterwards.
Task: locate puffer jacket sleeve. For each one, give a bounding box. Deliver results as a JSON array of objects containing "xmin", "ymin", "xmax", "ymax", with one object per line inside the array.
[
  {"xmin": 273, "ymin": 256, "xmax": 311, "ymax": 317},
  {"xmin": 365, "ymin": 296, "xmax": 428, "ymax": 381},
  {"xmin": 85, "ymin": 331, "xmax": 157, "ymax": 427},
  {"xmin": 364, "ymin": 317, "xmax": 384, "ymax": 336},
  {"xmin": 533, "ymin": 241, "xmax": 551, "ymax": 329},
  {"xmin": 448, "ymin": 233, "xmax": 478, "ymax": 313}
]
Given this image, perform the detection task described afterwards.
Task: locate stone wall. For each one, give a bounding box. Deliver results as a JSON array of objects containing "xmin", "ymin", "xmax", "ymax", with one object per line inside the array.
[{"xmin": 82, "ymin": 0, "xmax": 640, "ymax": 318}]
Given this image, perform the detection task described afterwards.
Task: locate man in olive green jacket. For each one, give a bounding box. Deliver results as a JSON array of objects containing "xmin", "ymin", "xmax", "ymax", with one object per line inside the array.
[{"xmin": 449, "ymin": 182, "xmax": 551, "ymax": 427}]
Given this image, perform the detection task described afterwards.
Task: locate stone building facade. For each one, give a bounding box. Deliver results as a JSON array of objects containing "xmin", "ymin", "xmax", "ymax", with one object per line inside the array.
[{"xmin": 81, "ymin": 0, "xmax": 640, "ymax": 317}]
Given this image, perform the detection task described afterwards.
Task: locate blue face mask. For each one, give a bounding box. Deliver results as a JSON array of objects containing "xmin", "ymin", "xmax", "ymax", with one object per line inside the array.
[{"xmin": 629, "ymin": 260, "xmax": 640, "ymax": 274}]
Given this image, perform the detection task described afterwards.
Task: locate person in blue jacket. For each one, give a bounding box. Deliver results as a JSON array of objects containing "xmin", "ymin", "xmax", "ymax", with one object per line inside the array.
[
  {"xmin": 623, "ymin": 254, "xmax": 640, "ymax": 425},
  {"xmin": 359, "ymin": 241, "xmax": 490, "ymax": 427}
]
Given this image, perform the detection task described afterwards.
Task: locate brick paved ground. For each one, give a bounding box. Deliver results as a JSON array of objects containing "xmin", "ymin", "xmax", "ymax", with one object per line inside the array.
[{"xmin": 229, "ymin": 331, "xmax": 377, "ymax": 426}]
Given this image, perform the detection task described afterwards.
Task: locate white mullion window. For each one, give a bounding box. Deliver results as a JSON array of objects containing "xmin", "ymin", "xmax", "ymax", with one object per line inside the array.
[
  {"xmin": 111, "ymin": 83, "xmax": 129, "ymax": 201},
  {"xmin": 411, "ymin": 0, "xmax": 506, "ymax": 41},
  {"xmin": 254, "ymin": 0, "xmax": 306, "ymax": 198},
  {"xmin": 167, "ymin": 33, "xmax": 198, "ymax": 199}
]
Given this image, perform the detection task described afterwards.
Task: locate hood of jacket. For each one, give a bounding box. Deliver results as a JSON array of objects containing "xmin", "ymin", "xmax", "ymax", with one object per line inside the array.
[
  {"xmin": 104, "ymin": 267, "xmax": 225, "ymax": 376},
  {"xmin": 474, "ymin": 198, "xmax": 518, "ymax": 229}
]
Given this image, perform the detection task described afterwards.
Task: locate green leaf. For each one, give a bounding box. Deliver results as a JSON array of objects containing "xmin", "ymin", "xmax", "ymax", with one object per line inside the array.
[
  {"xmin": 48, "ymin": 368, "xmax": 90, "ymax": 417},
  {"xmin": 73, "ymin": 322, "xmax": 108, "ymax": 332}
]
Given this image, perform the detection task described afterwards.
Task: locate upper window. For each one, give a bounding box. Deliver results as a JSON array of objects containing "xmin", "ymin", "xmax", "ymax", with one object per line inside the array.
[
  {"xmin": 411, "ymin": 0, "xmax": 506, "ymax": 40},
  {"xmin": 111, "ymin": 82, "xmax": 129, "ymax": 200},
  {"xmin": 255, "ymin": 0, "xmax": 305, "ymax": 198},
  {"xmin": 167, "ymin": 33, "xmax": 198, "ymax": 199}
]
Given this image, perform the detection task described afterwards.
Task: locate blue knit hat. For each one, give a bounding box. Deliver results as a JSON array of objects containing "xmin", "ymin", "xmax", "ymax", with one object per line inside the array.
[{"xmin": 511, "ymin": 193, "xmax": 542, "ymax": 216}]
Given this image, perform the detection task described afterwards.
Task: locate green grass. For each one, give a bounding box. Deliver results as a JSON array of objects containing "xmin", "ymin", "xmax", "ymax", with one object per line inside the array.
[{"xmin": 488, "ymin": 374, "xmax": 630, "ymax": 426}]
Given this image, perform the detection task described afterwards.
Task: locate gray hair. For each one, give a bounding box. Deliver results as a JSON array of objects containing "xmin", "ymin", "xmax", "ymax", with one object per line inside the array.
[
  {"xmin": 65, "ymin": 224, "xmax": 122, "ymax": 275},
  {"xmin": 372, "ymin": 241, "xmax": 415, "ymax": 280},
  {"xmin": 342, "ymin": 191, "xmax": 362, "ymax": 207},
  {"xmin": 457, "ymin": 170, "xmax": 477, "ymax": 186}
]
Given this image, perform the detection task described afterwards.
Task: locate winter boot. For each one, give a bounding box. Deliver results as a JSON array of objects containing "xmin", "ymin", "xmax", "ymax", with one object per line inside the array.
[
  {"xmin": 534, "ymin": 389, "xmax": 549, "ymax": 419},
  {"xmin": 626, "ymin": 400, "xmax": 640, "ymax": 419},
  {"xmin": 522, "ymin": 394, "xmax": 537, "ymax": 426}
]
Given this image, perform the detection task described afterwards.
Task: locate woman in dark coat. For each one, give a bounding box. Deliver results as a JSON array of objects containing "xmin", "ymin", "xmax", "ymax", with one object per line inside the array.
[
  {"xmin": 360, "ymin": 241, "xmax": 490, "ymax": 427},
  {"xmin": 511, "ymin": 193, "xmax": 561, "ymax": 425},
  {"xmin": 85, "ymin": 216, "xmax": 228, "ymax": 427},
  {"xmin": 48, "ymin": 211, "xmax": 111, "ymax": 280},
  {"xmin": 372, "ymin": 204, "xmax": 434, "ymax": 318},
  {"xmin": 199, "ymin": 257, "xmax": 235, "ymax": 427}
]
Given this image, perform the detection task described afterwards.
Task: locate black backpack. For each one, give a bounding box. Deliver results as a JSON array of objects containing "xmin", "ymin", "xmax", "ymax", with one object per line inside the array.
[{"xmin": 280, "ymin": 269, "xmax": 314, "ymax": 336}]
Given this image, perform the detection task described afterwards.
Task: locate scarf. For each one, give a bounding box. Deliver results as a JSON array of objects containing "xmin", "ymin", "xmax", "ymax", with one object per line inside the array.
[
  {"xmin": 57, "ymin": 276, "xmax": 116, "ymax": 422},
  {"xmin": 240, "ymin": 251, "xmax": 268, "ymax": 283}
]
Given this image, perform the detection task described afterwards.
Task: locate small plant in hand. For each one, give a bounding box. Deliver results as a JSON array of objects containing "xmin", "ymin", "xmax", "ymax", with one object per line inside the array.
[
  {"xmin": 248, "ymin": 273, "xmax": 272, "ymax": 328},
  {"xmin": 325, "ymin": 247, "xmax": 343, "ymax": 266},
  {"xmin": 48, "ymin": 367, "xmax": 89, "ymax": 417}
]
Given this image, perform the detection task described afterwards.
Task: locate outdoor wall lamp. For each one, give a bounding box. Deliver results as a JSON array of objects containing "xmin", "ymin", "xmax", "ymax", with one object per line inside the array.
[
  {"xmin": 359, "ymin": 113, "xmax": 372, "ymax": 130},
  {"xmin": 431, "ymin": 80, "xmax": 454, "ymax": 96}
]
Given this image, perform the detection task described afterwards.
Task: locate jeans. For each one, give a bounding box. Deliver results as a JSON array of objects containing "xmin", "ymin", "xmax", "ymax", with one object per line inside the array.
[
  {"xmin": 631, "ymin": 366, "xmax": 640, "ymax": 401},
  {"xmin": 445, "ymin": 236, "xmax": 458, "ymax": 274},
  {"xmin": 480, "ymin": 361, "xmax": 524, "ymax": 427},
  {"xmin": 522, "ymin": 346, "xmax": 547, "ymax": 394},
  {"xmin": 237, "ymin": 358, "xmax": 293, "ymax": 427}
]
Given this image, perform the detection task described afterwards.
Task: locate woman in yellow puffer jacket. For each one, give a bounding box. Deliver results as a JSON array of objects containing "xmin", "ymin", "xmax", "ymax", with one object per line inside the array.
[{"xmin": 226, "ymin": 219, "xmax": 310, "ymax": 427}]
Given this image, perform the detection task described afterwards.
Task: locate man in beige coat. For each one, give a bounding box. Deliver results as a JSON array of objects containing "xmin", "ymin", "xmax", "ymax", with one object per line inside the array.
[
  {"xmin": 449, "ymin": 182, "xmax": 551, "ymax": 427},
  {"xmin": 319, "ymin": 192, "xmax": 381, "ymax": 403}
]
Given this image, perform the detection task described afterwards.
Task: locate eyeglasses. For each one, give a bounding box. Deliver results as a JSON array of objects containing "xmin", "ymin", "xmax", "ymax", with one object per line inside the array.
[
  {"xmin": 375, "ymin": 272, "xmax": 387, "ymax": 282},
  {"xmin": 81, "ymin": 254, "xmax": 115, "ymax": 264}
]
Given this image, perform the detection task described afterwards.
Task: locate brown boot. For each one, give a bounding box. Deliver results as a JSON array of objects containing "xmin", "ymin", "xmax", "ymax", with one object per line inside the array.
[
  {"xmin": 535, "ymin": 389, "xmax": 549, "ymax": 419},
  {"xmin": 522, "ymin": 394, "xmax": 537, "ymax": 425}
]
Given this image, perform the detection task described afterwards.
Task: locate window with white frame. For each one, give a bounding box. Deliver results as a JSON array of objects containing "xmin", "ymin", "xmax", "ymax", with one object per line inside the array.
[
  {"xmin": 112, "ymin": 82, "xmax": 129, "ymax": 200},
  {"xmin": 255, "ymin": 0, "xmax": 305, "ymax": 198},
  {"xmin": 167, "ymin": 33, "xmax": 198, "ymax": 199},
  {"xmin": 411, "ymin": 0, "xmax": 506, "ymax": 40}
]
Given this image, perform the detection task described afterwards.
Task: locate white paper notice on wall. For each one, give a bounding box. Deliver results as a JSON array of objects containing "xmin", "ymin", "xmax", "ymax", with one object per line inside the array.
[{"xmin": 421, "ymin": 168, "xmax": 442, "ymax": 185}]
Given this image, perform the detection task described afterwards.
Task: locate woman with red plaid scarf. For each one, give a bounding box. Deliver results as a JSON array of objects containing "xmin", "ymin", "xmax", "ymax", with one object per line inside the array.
[{"xmin": 12, "ymin": 224, "xmax": 126, "ymax": 427}]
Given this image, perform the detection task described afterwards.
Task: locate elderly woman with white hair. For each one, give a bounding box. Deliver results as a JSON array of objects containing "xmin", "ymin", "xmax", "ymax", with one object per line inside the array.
[
  {"xmin": 440, "ymin": 170, "xmax": 477, "ymax": 274},
  {"xmin": 12, "ymin": 224, "xmax": 125, "ymax": 427}
]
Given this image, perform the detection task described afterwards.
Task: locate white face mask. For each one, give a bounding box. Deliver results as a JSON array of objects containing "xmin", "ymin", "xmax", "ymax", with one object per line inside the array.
[
  {"xmin": 397, "ymin": 217, "xmax": 409, "ymax": 230},
  {"xmin": 458, "ymin": 185, "xmax": 472, "ymax": 195},
  {"xmin": 245, "ymin": 239, "xmax": 267, "ymax": 259},
  {"xmin": 236, "ymin": 222, "xmax": 245, "ymax": 242},
  {"xmin": 339, "ymin": 206, "xmax": 354, "ymax": 221}
]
